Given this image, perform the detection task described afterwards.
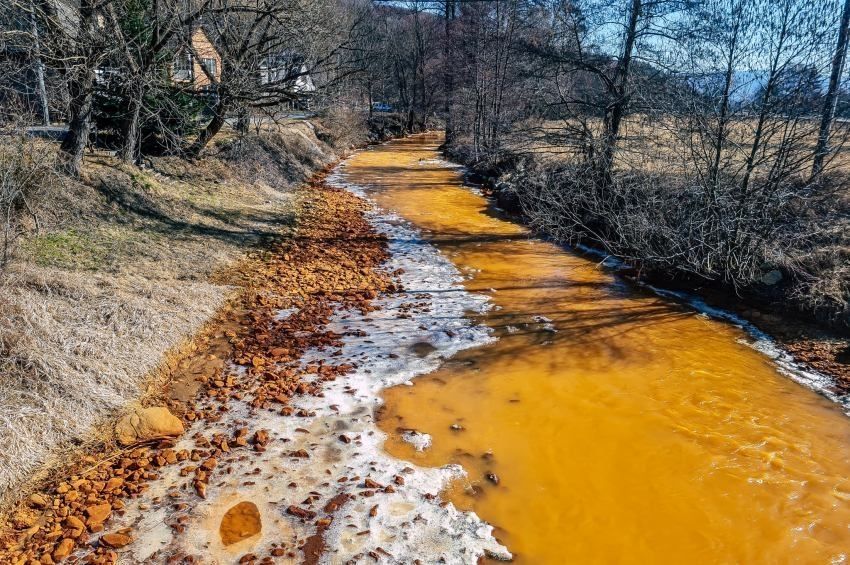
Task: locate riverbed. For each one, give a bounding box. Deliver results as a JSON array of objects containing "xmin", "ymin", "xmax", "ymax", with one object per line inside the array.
[{"xmin": 334, "ymin": 133, "xmax": 850, "ymax": 563}]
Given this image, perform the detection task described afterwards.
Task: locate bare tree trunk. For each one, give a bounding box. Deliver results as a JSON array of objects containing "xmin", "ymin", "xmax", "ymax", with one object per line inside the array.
[
  {"xmin": 598, "ymin": 0, "xmax": 641, "ymax": 184},
  {"xmin": 29, "ymin": 0, "xmax": 50, "ymax": 126},
  {"xmin": 413, "ymin": 8, "xmax": 427, "ymax": 129},
  {"xmin": 58, "ymin": 0, "xmax": 98, "ymax": 176},
  {"xmin": 812, "ymin": 0, "xmax": 850, "ymax": 182},
  {"xmin": 120, "ymin": 85, "xmax": 143, "ymax": 164},
  {"xmin": 740, "ymin": 15, "xmax": 789, "ymax": 198},
  {"xmin": 443, "ymin": 0, "xmax": 455, "ymax": 145},
  {"xmin": 189, "ymin": 91, "xmax": 230, "ymax": 157},
  {"xmin": 60, "ymin": 70, "xmax": 95, "ymax": 176},
  {"xmin": 709, "ymin": 4, "xmax": 742, "ymax": 190},
  {"xmin": 236, "ymin": 105, "xmax": 249, "ymax": 135}
]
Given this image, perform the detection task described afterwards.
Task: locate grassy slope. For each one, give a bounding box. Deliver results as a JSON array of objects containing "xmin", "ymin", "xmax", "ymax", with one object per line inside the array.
[{"xmin": 0, "ymin": 119, "xmax": 348, "ymax": 510}]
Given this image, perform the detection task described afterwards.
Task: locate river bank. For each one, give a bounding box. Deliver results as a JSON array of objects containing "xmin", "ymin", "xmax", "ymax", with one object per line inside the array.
[
  {"xmin": 0, "ymin": 118, "xmax": 343, "ymax": 515},
  {"xmin": 443, "ymin": 144, "xmax": 850, "ymax": 391},
  {"xmin": 0, "ymin": 137, "xmax": 508, "ymax": 563},
  {"xmin": 0, "ymin": 111, "xmax": 427, "ymax": 515}
]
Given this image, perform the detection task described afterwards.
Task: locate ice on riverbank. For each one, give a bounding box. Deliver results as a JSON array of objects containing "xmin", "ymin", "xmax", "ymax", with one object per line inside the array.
[
  {"xmin": 315, "ymin": 165, "xmax": 509, "ymax": 562},
  {"xmin": 401, "ymin": 430, "xmax": 433, "ymax": 451}
]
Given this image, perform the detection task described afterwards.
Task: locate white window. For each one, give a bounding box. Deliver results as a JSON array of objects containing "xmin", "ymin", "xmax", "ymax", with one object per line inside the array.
[
  {"xmin": 174, "ymin": 52, "xmax": 193, "ymax": 81},
  {"xmin": 201, "ymin": 58, "xmax": 217, "ymax": 78}
]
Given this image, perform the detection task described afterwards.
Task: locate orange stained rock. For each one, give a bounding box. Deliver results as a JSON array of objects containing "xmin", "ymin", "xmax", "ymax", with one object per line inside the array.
[{"xmin": 219, "ymin": 501, "xmax": 262, "ymax": 546}]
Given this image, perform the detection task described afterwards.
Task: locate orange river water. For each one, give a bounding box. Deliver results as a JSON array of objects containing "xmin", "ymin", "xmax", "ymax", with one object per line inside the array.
[{"xmin": 340, "ymin": 133, "xmax": 850, "ymax": 563}]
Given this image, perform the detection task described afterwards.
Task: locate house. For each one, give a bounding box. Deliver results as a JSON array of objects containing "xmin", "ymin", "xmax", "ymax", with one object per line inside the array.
[
  {"xmin": 259, "ymin": 53, "xmax": 317, "ymax": 109},
  {"xmin": 172, "ymin": 27, "xmax": 222, "ymax": 91}
]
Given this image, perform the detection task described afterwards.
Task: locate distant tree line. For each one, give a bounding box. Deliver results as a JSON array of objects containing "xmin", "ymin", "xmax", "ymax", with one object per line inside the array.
[
  {"xmin": 341, "ymin": 1, "xmax": 850, "ymax": 182},
  {"xmin": 3, "ymin": 0, "xmax": 850, "ymax": 182}
]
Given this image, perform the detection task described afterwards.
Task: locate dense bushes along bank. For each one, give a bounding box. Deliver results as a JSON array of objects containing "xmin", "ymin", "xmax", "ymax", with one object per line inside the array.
[{"xmin": 444, "ymin": 141, "xmax": 850, "ymax": 338}]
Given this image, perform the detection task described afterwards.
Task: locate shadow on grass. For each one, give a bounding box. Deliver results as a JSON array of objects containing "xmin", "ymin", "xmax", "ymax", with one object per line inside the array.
[{"xmin": 95, "ymin": 178, "xmax": 294, "ymax": 248}]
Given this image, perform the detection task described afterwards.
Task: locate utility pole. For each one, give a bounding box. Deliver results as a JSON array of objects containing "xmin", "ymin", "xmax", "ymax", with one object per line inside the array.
[{"xmin": 812, "ymin": 0, "xmax": 850, "ymax": 182}]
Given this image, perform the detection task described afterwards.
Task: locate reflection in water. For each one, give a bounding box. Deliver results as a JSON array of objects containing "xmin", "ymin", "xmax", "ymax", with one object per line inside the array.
[{"xmin": 343, "ymin": 134, "xmax": 850, "ymax": 563}]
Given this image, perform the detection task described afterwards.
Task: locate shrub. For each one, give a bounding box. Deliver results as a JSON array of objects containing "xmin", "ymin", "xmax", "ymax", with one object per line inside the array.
[
  {"xmin": 500, "ymin": 158, "xmax": 849, "ymax": 329},
  {"xmin": 92, "ymin": 80, "xmax": 205, "ymax": 155},
  {"xmin": 0, "ymin": 128, "xmax": 57, "ymax": 266}
]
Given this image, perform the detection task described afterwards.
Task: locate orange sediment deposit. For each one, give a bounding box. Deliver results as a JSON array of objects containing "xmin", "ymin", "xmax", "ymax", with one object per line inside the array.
[{"xmin": 0, "ymin": 172, "xmax": 393, "ymax": 564}]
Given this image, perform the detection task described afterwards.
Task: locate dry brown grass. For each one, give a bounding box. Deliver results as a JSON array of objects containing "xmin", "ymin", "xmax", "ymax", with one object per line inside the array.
[
  {"xmin": 507, "ymin": 115, "xmax": 850, "ymax": 177},
  {"xmin": 0, "ymin": 119, "xmax": 340, "ymax": 511}
]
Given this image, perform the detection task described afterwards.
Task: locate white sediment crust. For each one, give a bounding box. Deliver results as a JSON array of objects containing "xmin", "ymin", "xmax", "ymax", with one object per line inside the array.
[
  {"xmin": 317, "ymin": 165, "xmax": 509, "ymax": 562},
  {"xmin": 102, "ymin": 157, "xmax": 510, "ymax": 564},
  {"xmin": 401, "ymin": 431, "xmax": 433, "ymax": 452}
]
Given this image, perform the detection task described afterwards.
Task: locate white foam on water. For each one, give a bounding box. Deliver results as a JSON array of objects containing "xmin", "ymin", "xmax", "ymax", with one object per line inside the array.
[
  {"xmin": 401, "ymin": 431, "xmax": 433, "ymax": 452},
  {"xmin": 101, "ymin": 157, "xmax": 509, "ymax": 564},
  {"xmin": 416, "ymin": 157, "xmax": 464, "ymax": 170}
]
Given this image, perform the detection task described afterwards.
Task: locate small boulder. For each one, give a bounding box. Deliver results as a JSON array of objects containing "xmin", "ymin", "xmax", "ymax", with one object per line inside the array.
[
  {"xmin": 759, "ymin": 269, "xmax": 783, "ymax": 285},
  {"xmin": 100, "ymin": 533, "xmax": 132, "ymax": 548},
  {"xmin": 52, "ymin": 538, "xmax": 75, "ymax": 560},
  {"xmin": 220, "ymin": 501, "xmax": 262, "ymax": 546},
  {"xmin": 29, "ymin": 493, "xmax": 49, "ymax": 508},
  {"xmin": 85, "ymin": 503, "xmax": 112, "ymax": 527},
  {"xmin": 63, "ymin": 516, "xmax": 85, "ymax": 532},
  {"xmin": 115, "ymin": 406, "xmax": 184, "ymax": 446},
  {"xmin": 837, "ymin": 345, "xmax": 850, "ymax": 364}
]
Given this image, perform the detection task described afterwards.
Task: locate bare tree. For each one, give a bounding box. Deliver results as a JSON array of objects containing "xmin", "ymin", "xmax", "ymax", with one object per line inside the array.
[
  {"xmin": 48, "ymin": 0, "xmax": 118, "ymax": 176},
  {"xmin": 28, "ymin": 0, "xmax": 50, "ymax": 125},
  {"xmin": 188, "ymin": 0, "xmax": 360, "ymax": 156},
  {"xmin": 102, "ymin": 0, "xmax": 214, "ymax": 163},
  {"xmin": 443, "ymin": 0, "xmax": 456, "ymax": 144},
  {"xmin": 812, "ymin": 0, "xmax": 850, "ymax": 181}
]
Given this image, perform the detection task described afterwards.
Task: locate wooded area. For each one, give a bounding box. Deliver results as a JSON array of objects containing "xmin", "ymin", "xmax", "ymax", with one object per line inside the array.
[
  {"xmin": 1, "ymin": 0, "xmax": 849, "ymax": 325},
  {"xmin": 359, "ymin": 0, "xmax": 850, "ymax": 328}
]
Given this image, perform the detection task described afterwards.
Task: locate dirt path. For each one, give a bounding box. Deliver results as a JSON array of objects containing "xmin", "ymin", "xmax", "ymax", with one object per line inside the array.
[{"xmin": 0, "ymin": 165, "xmax": 507, "ymax": 564}]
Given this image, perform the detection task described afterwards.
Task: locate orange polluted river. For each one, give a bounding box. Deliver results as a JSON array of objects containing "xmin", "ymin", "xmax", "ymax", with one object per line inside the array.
[{"xmin": 339, "ymin": 133, "xmax": 850, "ymax": 563}]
